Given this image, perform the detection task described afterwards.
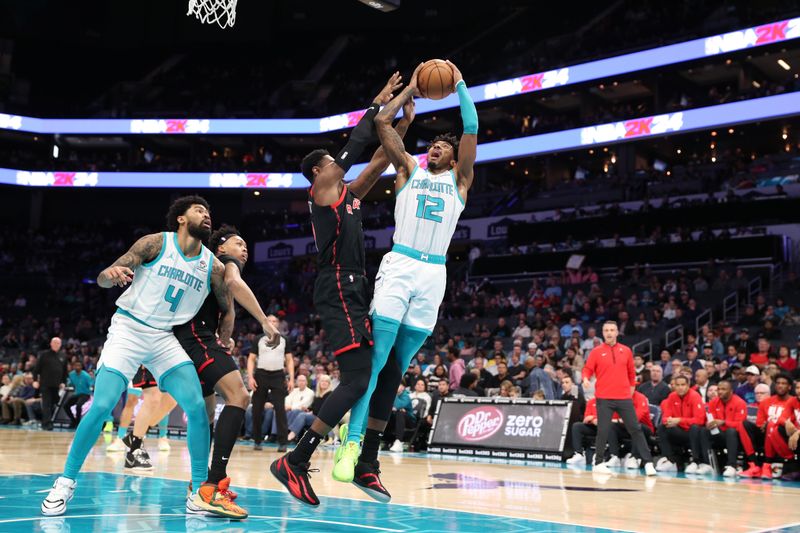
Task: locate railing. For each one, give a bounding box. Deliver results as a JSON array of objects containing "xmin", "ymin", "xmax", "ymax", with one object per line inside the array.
[
  {"xmin": 695, "ymin": 308, "xmax": 712, "ymax": 336},
  {"xmin": 769, "ymin": 263, "xmax": 783, "ymax": 300},
  {"xmin": 632, "ymin": 338, "xmax": 653, "ymax": 361},
  {"xmin": 665, "ymin": 325, "xmax": 684, "ymax": 354},
  {"xmin": 722, "ymin": 291, "xmax": 739, "ymax": 324},
  {"xmin": 747, "ymin": 277, "xmax": 762, "ymax": 305}
]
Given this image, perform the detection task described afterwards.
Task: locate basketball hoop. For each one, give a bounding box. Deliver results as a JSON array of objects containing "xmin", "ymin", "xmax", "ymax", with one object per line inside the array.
[{"xmin": 187, "ymin": 0, "xmax": 238, "ymax": 29}]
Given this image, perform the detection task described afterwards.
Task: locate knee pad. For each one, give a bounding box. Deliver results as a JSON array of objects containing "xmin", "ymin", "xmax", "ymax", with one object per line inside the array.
[{"xmin": 340, "ymin": 366, "xmax": 371, "ymax": 398}]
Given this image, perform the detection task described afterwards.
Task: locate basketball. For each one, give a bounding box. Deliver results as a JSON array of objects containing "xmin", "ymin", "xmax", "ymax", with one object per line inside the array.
[{"xmin": 417, "ymin": 59, "xmax": 455, "ymax": 100}]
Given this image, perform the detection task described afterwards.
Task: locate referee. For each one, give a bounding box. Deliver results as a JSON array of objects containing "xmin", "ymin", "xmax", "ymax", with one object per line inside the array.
[
  {"xmin": 582, "ymin": 321, "xmax": 656, "ymax": 476},
  {"xmin": 248, "ymin": 315, "xmax": 294, "ymax": 452}
]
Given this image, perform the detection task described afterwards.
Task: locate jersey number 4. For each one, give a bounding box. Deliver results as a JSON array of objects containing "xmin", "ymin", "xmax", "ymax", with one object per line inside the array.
[
  {"xmin": 164, "ymin": 284, "xmax": 185, "ymax": 313},
  {"xmin": 415, "ymin": 194, "xmax": 444, "ymax": 223}
]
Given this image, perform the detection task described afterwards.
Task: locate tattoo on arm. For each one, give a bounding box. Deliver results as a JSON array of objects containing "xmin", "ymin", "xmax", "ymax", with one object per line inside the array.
[
  {"xmin": 111, "ymin": 233, "xmax": 163, "ymax": 270},
  {"xmin": 349, "ymin": 118, "xmax": 413, "ymax": 198},
  {"xmin": 211, "ymin": 259, "xmax": 232, "ymax": 314}
]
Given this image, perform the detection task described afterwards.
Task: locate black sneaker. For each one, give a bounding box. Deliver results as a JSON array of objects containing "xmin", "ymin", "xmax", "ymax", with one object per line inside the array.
[
  {"xmin": 121, "ymin": 432, "xmax": 136, "ymax": 450},
  {"xmin": 125, "ymin": 448, "xmax": 153, "ymax": 471},
  {"xmin": 269, "ymin": 454, "xmax": 320, "ymax": 507},
  {"xmin": 353, "ymin": 460, "xmax": 391, "ymax": 503}
]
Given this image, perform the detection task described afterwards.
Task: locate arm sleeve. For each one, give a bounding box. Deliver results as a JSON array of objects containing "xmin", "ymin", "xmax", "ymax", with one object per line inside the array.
[{"xmin": 456, "ymin": 80, "xmax": 478, "ymax": 135}]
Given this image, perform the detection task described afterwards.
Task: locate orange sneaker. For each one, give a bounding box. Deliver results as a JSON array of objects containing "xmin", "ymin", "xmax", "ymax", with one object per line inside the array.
[
  {"xmin": 761, "ymin": 463, "xmax": 773, "ymax": 480},
  {"xmin": 218, "ymin": 477, "xmax": 238, "ymax": 501},
  {"xmin": 738, "ymin": 462, "xmax": 762, "ymax": 478},
  {"xmin": 186, "ymin": 482, "xmax": 248, "ymax": 519}
]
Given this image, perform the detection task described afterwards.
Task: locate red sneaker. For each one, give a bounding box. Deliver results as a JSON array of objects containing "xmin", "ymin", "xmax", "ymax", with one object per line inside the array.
[
  {"xmin": 738, "ymin": 462, "xmax": 762, "ymax": 478},
  {"xmin": 218, "ymin": 477, "xmax": 238, "ymax": 501},
  {"xmin": 270, "ymin": 454, "xmax": 320, "ymax": 507},
  {"xmin": 761, "ymin": 463, "xmax": 773, "ymax": 480}
]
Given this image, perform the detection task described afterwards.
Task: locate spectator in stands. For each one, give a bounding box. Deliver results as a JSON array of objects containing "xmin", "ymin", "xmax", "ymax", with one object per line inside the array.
[
  {"xmin": 582, "ymin": 327, "xmax": 599, "ymax": 353},
  {"xmin": 696, "ymin": 379, "xmax": 748, "ymax": 477},
  {"xmin": 1, "ymin": 375, "xmax": 25, "ymax": 425},
  {"xmin": 750, "ymin": 338, "xmax": 772, "ymax": 369},
  {"xmin": 427, "ymin": 365, "xmax": 448, "ymax": 392},
  {"xmin": 491, "ymin": 317, "xmax": 511, "ymax": 338},
  {"xmin": 656, "ymin": 375, "xmax": 706, "ymax": 472},
  {"xmin": 633, "ymin": 355, "xmax": 646, "ymax": 383},
  {"xmin": 716, "ymin": 358, "xmax": 732, "ymax": 383},
  {"xmin": 565, "ymin": 397, "xmax": 599, "ymax": 466},
  {"xmin": 560, "ymin": 317, "xmax": 583, "ymax": 338},
  {"xmin": 683, "ymin": 347, "xmax": 703, "ymax": 374},
  {"xmin": 637, "ymin": 365, "xmax": 670, "ymax": 406},
  {"xmin": 285, "ymin": 374, "xmax": 331, "ymax": 443},
  {"xmin": 657, "ymin": 350, "xmax": 673, "ymax": 377},
  {"xmin": 385, "ymin": 383, "xmax": 417, "ymax": 453},
  {"xmin": 706, "ymin": 384, "xmax": 718, "ymax": 400},
  {"xmin": 692, "ymin": 369, "xmax": 711, "ymax": 402},
  {"xmin": 63, "ymin": 360, "xmax": 93, "ymax": 428},
  {"xmin": 605, "ymin": 390, "xmax": 655, "ymax": 470},
  {"xmin": 736, "ymin": 365, "xmax": 761, "ymax": 404},
  {"xmin": 33, "ymin": 337, "xmax": 67, "ymax": 431},
  {"xmin": 488, "ymin": 362, "xmax": 511, "ymax": 389},
  {"xmin": 527, "ymin": 357, "xmax": 558, "ymax": 400},
  {"xmin": 426, "ymin": 379, "xmax": 451, "ymax": 425},
  {"xmin": 410, "ymin": 378, "xmax": 432, "ymax": 415},
  {"xmin": 447, "ymin": 350, "xmax": 465, "ymax": 391},
  {"xmin": 509, "ymin": 351, "xmax": 527, "ymax": 383},
  {"xmin": 453, "ymin": 373, "xmax": 479, "ymax": 397},
  {"xmin": 283, "ymin": 375, "xmax": 315, "ymax": 441},
  {"xmin": 512, "ymin": 315, "xmax": 531, "ymax": 339},
  {"xmin": 776, "ymin": 345, "xmax": 796, "ymax": 373},
  {"xmin": 471, "ymin": 357, "xmax": 494, "ymax": 392}
]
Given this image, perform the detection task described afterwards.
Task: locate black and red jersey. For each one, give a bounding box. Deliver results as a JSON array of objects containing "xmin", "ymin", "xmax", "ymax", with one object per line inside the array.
[{"xmin": 309, "ymin": 185, "xmax": 365, "ymax": 274}]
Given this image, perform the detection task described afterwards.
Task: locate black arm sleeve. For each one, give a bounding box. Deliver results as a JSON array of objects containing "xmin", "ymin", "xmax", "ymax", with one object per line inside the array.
[{"xmin": 334, "ymin": 102, "xmax": 381, "ymax": 173}]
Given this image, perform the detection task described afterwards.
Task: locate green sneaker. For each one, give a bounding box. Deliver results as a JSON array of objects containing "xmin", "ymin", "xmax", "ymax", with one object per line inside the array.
[
  {"xmin": 103, "ymin": 421, "xmax": 114, "ymax": 433},
  {"xmin": 333, "ymin": 424, "xmax": 349, "ymax": 463},
  {"xmin": 332, "ymin": 441, "xmax": 360, "ymax": 483}
]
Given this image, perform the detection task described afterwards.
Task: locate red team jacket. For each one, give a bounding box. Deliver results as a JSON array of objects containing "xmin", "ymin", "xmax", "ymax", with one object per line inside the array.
[
  {"xmin": 756, "ymin": 396, "xmax": 799, "ymax": 428},
  {"xmin": 707, "ymin": 394, "xmax": 747, "ymax": 431},
  {"xmin": 582, "ymin": 342, "xmax": 636, "ymax": 400},
  {"xmin": 584, "ymin": 392, "xmax": 654, "ymax": 432},
  {"xmin": 661, "ymin": 390, "xmax": 706, "ymax": 430}
]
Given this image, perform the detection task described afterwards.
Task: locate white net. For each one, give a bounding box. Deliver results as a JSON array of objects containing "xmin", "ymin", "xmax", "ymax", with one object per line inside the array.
[{"xmin": 187, "ymin": 0, "xmax": 238, "ymax": 29}]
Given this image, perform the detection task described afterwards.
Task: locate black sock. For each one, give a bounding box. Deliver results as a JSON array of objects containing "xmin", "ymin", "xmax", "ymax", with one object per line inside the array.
[
  {"xmin": 209, "ymin": 423, "xmax": 214, "ymax": 446},
  {"xmin": 207, "ymin": 406, "xmax": 245, "ymax": 485},
  {"xmin": 288, "ymin": 429, "xmax": 323, "ymax": 465},
  {"xmin": 360, "ymin": 428, "xmax": 382, "ymax": 464},
  {"xmin": 129, "ymin": 435, "xmax": 142, "ymax": 451}
]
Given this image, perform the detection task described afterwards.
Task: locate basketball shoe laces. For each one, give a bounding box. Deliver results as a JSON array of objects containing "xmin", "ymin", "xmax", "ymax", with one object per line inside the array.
[{"xmin": 217, "ymin": 477, "xmax": 238, "ymax": 500}]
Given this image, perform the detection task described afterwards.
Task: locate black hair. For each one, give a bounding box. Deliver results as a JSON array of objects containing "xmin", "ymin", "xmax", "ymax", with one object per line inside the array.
[
  {"xmin": 301, "ymin": 149, "xmax": 331, "ymax": 182},
  {"xmin": 775, "ymin": 373, "xmax": 794, "ymax": 386},
  {"xmin": 673, "ymin": 375, "xmax": 689, "ymax": 385},
  {"xmin": 166, "ymin": 195, "xmax": 210, "ymax": 232},
  {"xmin": 429, "ymin": 133, "xmax": 459, "ymax": 157},
  {"xmin": 717, "ymin": 378, "xmax": 735, "ymax": 389},
  {"xmin": 460, "ymin": 373, "xmax": 478, "ymax": 389},
  {"xmin": 209, "ymin": 224, "xmax": 240, "ymax": 254}
]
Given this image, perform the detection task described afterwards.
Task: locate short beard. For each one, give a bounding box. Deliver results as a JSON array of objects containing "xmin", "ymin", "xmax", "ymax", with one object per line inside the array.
[
  {"xmin": 428, "ymin": 160, "xmax": 443, "ymax": 172},
  {"xmin": 187, "ymin": 221, "xmax": 211, "ymax": 241}
]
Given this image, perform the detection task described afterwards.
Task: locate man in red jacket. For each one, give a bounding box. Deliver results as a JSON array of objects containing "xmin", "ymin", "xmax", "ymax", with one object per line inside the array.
[
  {"xmin": 655, "ymin": 375, "xmax": 706, "ymax": 472},
  {"xmin": 754, "ymin": 374, "xmax": 796, "ymax": 480},
  {"xmin": 605, "ymin": 390, "xmax": 655, "ymax": 469},
  {"xmin": 582, "ymin": 321, "xmax": 656, "ymax": 476},
  {"xmin": 695, "ymin": 379, "xmax": 747, "ymax": 477}
]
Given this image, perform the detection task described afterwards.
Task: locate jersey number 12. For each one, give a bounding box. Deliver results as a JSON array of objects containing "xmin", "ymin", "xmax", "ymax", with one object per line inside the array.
[{"xmin": 415, "ymin": 194, "xmax": 444, "ymax": 223}]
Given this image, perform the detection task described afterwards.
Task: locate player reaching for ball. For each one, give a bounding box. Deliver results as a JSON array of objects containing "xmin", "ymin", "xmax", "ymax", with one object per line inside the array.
[
  {"xmin": 332, "ymin": 60, "xmax": 478, "ymax": 501},
  {"xmin": 269, "ymin": 72, "xmax": 416, "ymax": 507}
]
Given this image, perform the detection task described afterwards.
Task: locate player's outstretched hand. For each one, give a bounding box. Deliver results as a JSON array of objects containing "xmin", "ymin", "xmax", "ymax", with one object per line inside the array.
[
  {"xmin": 408, "ymin": 62, "xmax": 424, "ymax": 97},
  {"xmin": 401, "ymin": 96, "xmax": 416, "ymax": 123},
  {"xmin": 375, "ymin": 71, "xmax": 403, "ymax": 105},
  {"xmin": 102, "ymin": 266, "xmax": 134, "ymax": 287},
  {"xmin": 445, "ymin": 60, "xmax": 463, "ymax": 85}
]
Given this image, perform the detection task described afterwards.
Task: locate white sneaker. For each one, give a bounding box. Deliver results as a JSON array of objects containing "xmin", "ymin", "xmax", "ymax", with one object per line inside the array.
[
  {"xmin": 624, "ymin": 456, "xmax": 641, "ymax": 470},
  {"xmin": 604, "ymin": 456, "xmax": 622, "ymax": 468},
  {"xmin": 656, "ymin": 458, "xmax": 677, "ymax": 472},
  {"xmin": 566, "ymin": 453, "xmax": 586, "ymax": 465},
  {"xmin": 158, "ymin": 437, "xmax": 171, "ymax": 452},
  {"xmin": 684, "ymin": 462, "xmax": 699, "ymax": 474},
  {"xmin": 41, "ymin": 476, "xmax": 76, "ymax": 516},
  {"xmin": 722, "ymin": 466, "xmax": 737, "ymax": 478},
  {"xmin": 592, "ymin": 463, "xmax": 613, "ymax": 474},
  {"xmin": 389, "ymin": 439, "xmax": 404, "ymax": 453},
  {"xmin": 696, "ymin": 463, "xmax": 715, "ymax": 475},
  {"xmin": 106, "ymin": 438, "xmax": 126, "ymax": 453},
  {"xmin": 644, "ymin": 462, "xmax": 657, "ymax": 476}
]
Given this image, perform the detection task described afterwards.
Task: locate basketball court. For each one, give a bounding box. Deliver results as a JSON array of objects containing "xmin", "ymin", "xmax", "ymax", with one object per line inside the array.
[{"xmin": 2, "ymin": 427, "xmax": 799, "ymax": 532}]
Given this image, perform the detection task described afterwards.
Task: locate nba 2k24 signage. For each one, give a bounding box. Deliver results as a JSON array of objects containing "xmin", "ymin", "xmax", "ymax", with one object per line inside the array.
[{"xmin": 428, "ymin": 398, "xmax": 571, "ymax": 461}]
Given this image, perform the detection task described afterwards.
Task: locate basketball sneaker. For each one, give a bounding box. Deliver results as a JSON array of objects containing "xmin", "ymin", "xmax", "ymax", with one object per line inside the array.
[
  {"xmin": 41, "ymin": 476, "xmax": 76, "ymax": 516},
  {"xmin": 125, "ymin": 448, "xmax": 153, "ymax": 471},
  {"xmin": 106, "ymin": 438, "xmax": 126, "ymax": 453},
  {"xmin": 269, "ymin": 454, "xmax": 320, "ymax": 507},
  {"xmin": 684, "ymin": 462, "xmax": 699, "ymax": 474},
  {"xmin": 186, "ymin": 482, "xmax": 248, "ymax": 519},
  {"xmin": 353, "ymin": 460, "xmax": 391, "ymax": 503},
  {"xmin": 333, "ymin": 441, "xmax": 360, "ymax": 483},
  {"xmin": 217, "ymin": 477, "xmax": 238, "ymax": 500},
  {"xmin": 761, "ymin": 463, "xmax": 773, "ymax": 480},
  {"xmin": 738, "ymin": 462, "xmax": 762, "ymax": 478},
  {"xmin": 722, "ymin": 466, "xmax": 737, "ymax": 478},
  {"xmin": 565, "ymin": 452, "xmax": 586, "ymax": 465},
  {"xmin": 103, "ymin": 421, "xmax": 114, "ymax": 433}
]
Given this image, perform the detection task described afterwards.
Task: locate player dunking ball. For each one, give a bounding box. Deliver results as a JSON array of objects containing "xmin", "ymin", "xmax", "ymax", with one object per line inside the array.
[
  {"xmin": 270, "ymin": 72, "xmax": 415, "ymax": 506},
  {"xmin": 42, "ymin": 196, "xmax": 234, "ymax": 518},
  {"xmin": 331, "ymin": 61, "xmax": 477, "ymax": 499}
]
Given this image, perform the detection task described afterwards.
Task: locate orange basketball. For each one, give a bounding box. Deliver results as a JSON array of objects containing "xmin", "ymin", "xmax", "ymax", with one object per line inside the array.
[{"xmin": 417, "ymin": 59, "xmax": 455, "ymax": 100}]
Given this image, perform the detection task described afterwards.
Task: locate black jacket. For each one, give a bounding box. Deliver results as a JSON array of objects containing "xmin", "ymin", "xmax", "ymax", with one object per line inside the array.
[{"xmin": 34, "ymin": 349, "xmax": 67, "ymax": 388}]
